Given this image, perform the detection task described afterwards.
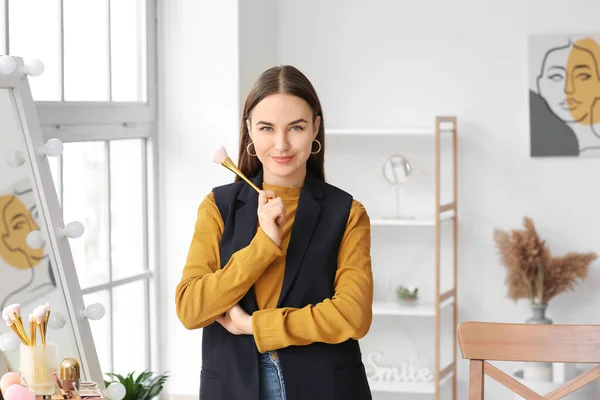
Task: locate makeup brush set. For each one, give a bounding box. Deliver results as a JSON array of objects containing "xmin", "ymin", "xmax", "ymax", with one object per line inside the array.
[
  {"xmin": 2, "ymin": 303, "xmax": 58, "ymax": 397},
  {"xmin": 1, "ymin": 304, "xmax": 51, "ymax": 347}
]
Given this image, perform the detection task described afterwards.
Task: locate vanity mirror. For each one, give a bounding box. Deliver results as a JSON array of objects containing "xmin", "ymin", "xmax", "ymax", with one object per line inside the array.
[
  {"xmin": 382, "ymin": 154, "xmax": 413, "ymax": 219},
  {"xmin": 0, "ymin": 55, "xmax": 105, "ymax": 390}
]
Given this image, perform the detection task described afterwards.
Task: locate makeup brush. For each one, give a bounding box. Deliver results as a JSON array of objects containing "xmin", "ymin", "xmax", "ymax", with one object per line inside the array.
[
  {"xmin": 43, "ymin": 302, "xmax": 51, "ymax": 340},
  {"xmin": 212, "ymin": 146, "xmax": 260, "ymax": 193},
  {"xmin": 1, "ymin": 306, "xmax": 29, "ymax": 345},
  {"xmin": 29, "ymin": 314, "xmax": 36, "ymax": 346},
  {"xmin": 33, "ymin": 305, "xmax": 48, "ymax": 346},
  {"xmin": 7, "ymin": 305, "xmax": 29, "ymax": 346}
]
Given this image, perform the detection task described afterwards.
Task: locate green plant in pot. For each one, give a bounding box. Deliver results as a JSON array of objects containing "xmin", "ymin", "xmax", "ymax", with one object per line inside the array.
[
  {"xmin": 104, "ymin": 370, "xmax": 169, "ymax": 400},
  {"xmin": 396, "ymin": 285, "xmax": 418, "ymax": 304}
]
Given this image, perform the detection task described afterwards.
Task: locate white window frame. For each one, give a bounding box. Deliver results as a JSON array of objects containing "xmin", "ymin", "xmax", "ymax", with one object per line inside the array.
[
  {"xmin": 3, "ymin": 0, "xmax": 161, "ymax": 375},
  {"xmin": 3, "ymin": 0, "xmax": 158, "ymax": 132}
]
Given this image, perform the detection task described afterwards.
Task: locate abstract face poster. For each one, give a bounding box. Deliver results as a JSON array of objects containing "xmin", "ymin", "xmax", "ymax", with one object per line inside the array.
[
  {"xmin": 0, "ymin": 87, "xmax": 57, "ymax": 315},
  {"xmin": 529, "ymin": 34, "xmax": 600, "ymax": 157},
  {"xmin": 0, "ymin": 178, "xmax": 56, "ymax": 311}
]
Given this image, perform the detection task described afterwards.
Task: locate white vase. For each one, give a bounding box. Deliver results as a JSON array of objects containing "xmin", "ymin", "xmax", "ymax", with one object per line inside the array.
[{"xmin": 523, "ymin": 303, "xmax": 553, "ymax": 382}]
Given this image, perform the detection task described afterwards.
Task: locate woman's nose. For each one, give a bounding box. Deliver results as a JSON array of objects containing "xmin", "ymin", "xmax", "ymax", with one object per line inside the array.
[
  {"xmin": 274, "ymin": 131, "xmax": 290, "ymax": 150},
  {"xmin": 565, "ymin": 74, "xmax": 575, "ymax": 94}
]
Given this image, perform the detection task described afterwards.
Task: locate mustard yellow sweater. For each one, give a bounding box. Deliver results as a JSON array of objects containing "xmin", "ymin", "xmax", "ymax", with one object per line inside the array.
[{"xmin": 175, "ymin": 183, "xmax": 373, "ymax": 353}]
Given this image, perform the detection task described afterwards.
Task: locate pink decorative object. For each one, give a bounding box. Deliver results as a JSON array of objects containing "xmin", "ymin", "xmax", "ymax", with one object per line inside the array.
[
  {"xmin": 0, "ymin": 372, "xmax": 21, "ymax": 394},
  {"xmin": 4, "ymin": 383, "xmax": 34, "ymax": 400}
]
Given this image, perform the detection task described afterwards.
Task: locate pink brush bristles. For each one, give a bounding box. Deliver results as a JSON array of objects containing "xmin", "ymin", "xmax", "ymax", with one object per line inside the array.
[
  {"xmin": 212, "ymin": 146, "xmax": 229, "ymax": 164},
  {"xmin": 33, "ymin": 306, "xmax": 46, "ymax": 324},
  {"xmin": 2, "ymin": 304, "xmax": 29, "ymax": 345},
  {"xmin": 212, "ymin": 145, "xmax": 261, "ymax": 193},
  {"xmin": 1, "ymin": 307, "xmax": 13, "ymax": 325},
  {"xmin": 7, "ymin": 304, "xmax": 20, "ymax": 318}
]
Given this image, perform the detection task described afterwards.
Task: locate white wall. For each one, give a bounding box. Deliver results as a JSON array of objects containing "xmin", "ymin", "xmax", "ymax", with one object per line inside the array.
[
  {"xmin": 158, "ymin": 0, "xmax": 277, "ymax": 397},
  {"xmin": 238, "ymin": 0, "xmax": 278, "ymax": 112},
  {"xmin": 277, "ymin": 1, "xmax": 600, "ymax": 399},
  {"xmin": 158, "ymin": 0, "xmax": 240, "ymax": 395},
  {"xmin": 159, "ymin": 0, "xmax": 600, "ymax": 399}
]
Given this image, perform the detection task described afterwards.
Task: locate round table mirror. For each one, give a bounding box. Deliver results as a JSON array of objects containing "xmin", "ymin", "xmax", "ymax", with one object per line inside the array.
[
  {"xmin": 383, "ymin": 154, "xmax": 412, "ymax": 184},
  {"xmin": 382, "ymin": 154, "xmax": 413, "ymax": 219}
]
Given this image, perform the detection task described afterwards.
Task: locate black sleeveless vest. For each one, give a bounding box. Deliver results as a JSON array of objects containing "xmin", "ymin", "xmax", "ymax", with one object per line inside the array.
[{"xmin": 199, "ymin": 169, "xmax": 372, "ymax": 400}]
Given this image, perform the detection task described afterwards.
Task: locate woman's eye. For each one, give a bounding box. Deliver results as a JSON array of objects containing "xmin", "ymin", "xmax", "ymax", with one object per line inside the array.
[
  {"xmin": 548, "ymin": 74, "xmax": 564, "ymax": 81},
  {"xmin": 259, "ymin": 126, "xmax": 272, "ymax": 131},
  {"xmin": 576, "ymin": 73, "xmax": 591, "ymax": 81},
  {"xmin": 290, "ymin": 125, "xmax": 305, "ymax": 131},
  {"xmin": 12, "ymin": 222, "xmax": 24, "ymax": 230}
]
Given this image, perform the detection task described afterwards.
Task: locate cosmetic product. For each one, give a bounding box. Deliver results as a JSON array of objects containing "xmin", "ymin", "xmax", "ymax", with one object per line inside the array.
[
  {"xmin": 212, "ymin": 146, "xmax": 260, "ymax": 192},
  {"xmin": 52, "ymin": 372, "xmax": 63, "ymax": 391},
  {"xmin": 78, "ymin": 382, "xmax": 97, "ymax": 391},
  {"xmin": 59, "ymin": 359, "xmax": 80, "ymax": 391},
  {"xmin": 77, "ymin": 382, "xmax": 104, "ymax": 400},
  {"xmin": 33, "ymin": 304, "xmax": 50, "ymax": 346},
  {"xmin": 52, "ymin": 371, "xmax": 68, "ymax": 400},
  {"xmin": 19, "ymin": 341, "xmax": 58, "ymax": 396},
  {"xmin": 1, "ymin": 305, "xmax": 29, "ymax": 346}
]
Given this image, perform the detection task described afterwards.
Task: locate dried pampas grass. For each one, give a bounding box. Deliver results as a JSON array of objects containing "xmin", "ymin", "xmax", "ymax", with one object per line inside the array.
[{"xmin": 493, "ymin": 217, "xmax": 597, "ymax": 305}]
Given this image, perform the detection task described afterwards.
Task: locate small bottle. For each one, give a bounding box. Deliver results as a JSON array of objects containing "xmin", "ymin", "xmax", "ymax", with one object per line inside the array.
[{"xmin": 60, "ymin": 358, "xmax": 81, "ymax": 391}]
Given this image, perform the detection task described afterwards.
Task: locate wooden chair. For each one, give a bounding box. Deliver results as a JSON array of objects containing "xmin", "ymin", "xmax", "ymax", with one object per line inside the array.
[{"xmin": 458, "ymin": 321, "xmax": 600, "ymax": 399}]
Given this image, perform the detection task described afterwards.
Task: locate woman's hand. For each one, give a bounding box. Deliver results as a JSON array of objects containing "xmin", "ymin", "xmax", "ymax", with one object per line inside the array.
[
  {"xmin": 216, "ymin": 304, "xmax": 252, "ymax": 335},
  {"xmin": 257, "ymin": 190, "xmax": 286, "ymax": 247}
]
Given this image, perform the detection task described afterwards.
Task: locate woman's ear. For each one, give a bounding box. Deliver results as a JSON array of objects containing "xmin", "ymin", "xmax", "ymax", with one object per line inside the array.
[{"xmin": 314, "ymin": 116, "xmax": 321, "ymax": 139}]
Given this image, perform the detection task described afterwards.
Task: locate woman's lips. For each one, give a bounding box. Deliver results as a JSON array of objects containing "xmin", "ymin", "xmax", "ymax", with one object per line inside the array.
[
  {"xmin": 272, "ymin": 155, "xmax": 294, "ymax": 164},
  {"xmin": 560, "ymin": 98, "xmax": 581, "ymax": 110}
]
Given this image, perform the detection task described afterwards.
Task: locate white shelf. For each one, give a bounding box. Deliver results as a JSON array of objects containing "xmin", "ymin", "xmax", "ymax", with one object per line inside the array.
[
  {"xmin": 371, "ymin": 213, "xmax": 454, "ymax": 226},
  {"xmin": 373, "ymin": 297, "xmax": 454, "ymax": 317},
  {"xmin": 326, "ymin": 127, "xmax": 454, "ymax": 136},
  {"xmin": 369, "ymin": 371, "xmax": 454, "ymax": 393}
]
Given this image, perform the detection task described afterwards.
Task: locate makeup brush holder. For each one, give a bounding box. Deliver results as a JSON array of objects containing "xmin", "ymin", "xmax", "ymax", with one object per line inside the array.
[{"xmin": 19, "ymin": 341, "xmax": 58, "ymax": 395}]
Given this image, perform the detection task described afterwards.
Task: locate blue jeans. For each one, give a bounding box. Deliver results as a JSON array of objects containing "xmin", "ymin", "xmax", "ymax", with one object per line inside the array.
[{"xmin": 259, "ymin": 351, "xmax": 287, "ymax": 400}]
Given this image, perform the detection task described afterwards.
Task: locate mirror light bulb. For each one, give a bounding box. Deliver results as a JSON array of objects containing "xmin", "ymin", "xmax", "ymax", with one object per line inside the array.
[
  {"xmin": 26, "ymin": 231, "xmax": 45, "ymax": 249},
  {"xmin": 0, "ymin": 332, "xmax": 20, "ymax": 352},
  {"xmin": 6, "ymin": 151, "xmax": 25, "ymax": 168},
  {"xmin": 42, "ymin": 138, "xmax": 63, "ymax": 157},
  {"xmin": 24, "ymin": 59, "xmax": 44, "ymax": 77},
  {"xmin": 106, "ymin": 382, "xmax": 126, "ymax": 400},
  {"xmin": 0, "ymin": 56, "xmax": 16, "ymax": 75},
  {"xmin": 48, "ymin": 311, "xmax": 67, "ymax": 330},
  {"xmin": 82, "ymin": 303, "xmax": 105, "ymax": 320},
  {"xmin": 62, "ymin": 221, "xmax": 84, "ymax": 239}
]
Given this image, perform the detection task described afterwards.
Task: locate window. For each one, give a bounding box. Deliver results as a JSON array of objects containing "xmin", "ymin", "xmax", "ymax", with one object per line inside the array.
[
  {"xmin": 4, "ymin": 0, "xmax": 155, "ymax": 126},
  {"xmin": 52, "ymin": 139, "xmax": 151, "ymax": 375},
  {"xmin": 3, "ymin": 0, "xmax": 158, "ymax": 376}
]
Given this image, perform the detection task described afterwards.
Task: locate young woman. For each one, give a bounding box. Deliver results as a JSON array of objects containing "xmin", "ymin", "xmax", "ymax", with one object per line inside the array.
[{"xmin": 176, "ymin": 65, "xmax": 373, "ymax": 400}]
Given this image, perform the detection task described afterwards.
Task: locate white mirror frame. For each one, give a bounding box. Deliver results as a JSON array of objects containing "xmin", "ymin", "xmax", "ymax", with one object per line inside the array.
[{"xmin": 0, "ymin": 56, "xmax": 104, "ymax": 386}]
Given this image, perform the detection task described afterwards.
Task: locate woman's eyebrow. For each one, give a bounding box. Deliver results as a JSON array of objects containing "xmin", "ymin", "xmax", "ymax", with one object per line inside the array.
[
  {"xmin": 287, "ymin": 119, "xmax": 308, "ymax": 125},
  {"xmin": 256, "ymin": 119, "xmax": 308, "ymax": 126},
  {"xmin": 11, "ymin": 213, "xmax": 26, "ymax": 222}
]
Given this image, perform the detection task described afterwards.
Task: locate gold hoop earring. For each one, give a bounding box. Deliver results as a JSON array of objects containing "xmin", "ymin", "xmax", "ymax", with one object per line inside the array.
[
  {"xmin": 246, "ymin": 142, "xmax": 257, "ymax": 156},
  {"xmin": 311, "ymin": 139, "xmax": 322, "ymax": 155}
]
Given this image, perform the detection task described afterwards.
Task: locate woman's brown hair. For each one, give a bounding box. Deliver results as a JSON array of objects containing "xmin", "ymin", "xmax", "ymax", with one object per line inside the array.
[{"xmin": 236, "ymin": 65, "xmax": 325, "ymax": 182}]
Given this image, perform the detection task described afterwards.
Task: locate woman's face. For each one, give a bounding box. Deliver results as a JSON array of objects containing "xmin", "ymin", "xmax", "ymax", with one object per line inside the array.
[
  {"xmin": 247, "ymin": 93, "xmax": 320, "ymax": 187},
  {"xmin": 538, "ymin": 45, "xmax": 600, "ymax": 124},
  {"xmin": 0, "ymin": 195, "xmax": 44, "ymax": 268}
]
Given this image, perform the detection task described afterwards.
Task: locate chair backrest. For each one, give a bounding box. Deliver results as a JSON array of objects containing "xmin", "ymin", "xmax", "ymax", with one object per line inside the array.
[{"xmin": 458, "ymin": 321, "xmax": 600, "ymax": 400}]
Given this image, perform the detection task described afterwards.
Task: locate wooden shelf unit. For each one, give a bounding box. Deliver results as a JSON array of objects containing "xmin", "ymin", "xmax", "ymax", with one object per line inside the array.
[{"xmin": 328, "ymin": 116, "xmax": 458, "ymax": 400}]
